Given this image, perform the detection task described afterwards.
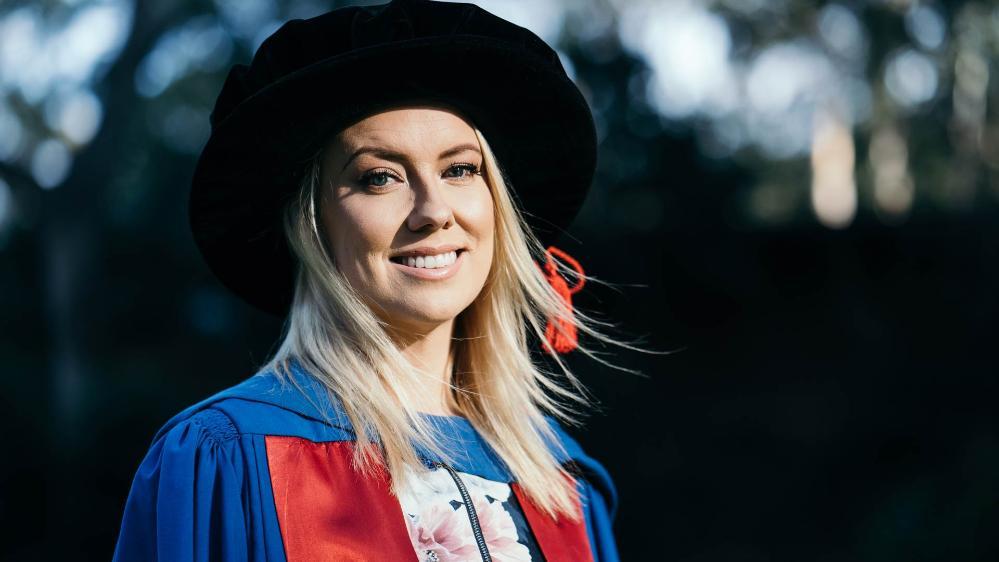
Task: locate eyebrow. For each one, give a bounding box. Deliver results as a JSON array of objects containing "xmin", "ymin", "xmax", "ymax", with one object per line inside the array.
[{"xmin": 340, "ymin": 143, "xmax": 482, "ymax": 172}]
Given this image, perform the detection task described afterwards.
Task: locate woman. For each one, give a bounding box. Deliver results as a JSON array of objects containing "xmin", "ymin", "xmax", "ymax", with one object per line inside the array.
[{"xmin": 113, "ymin": 1, "xmax": 645, "ymax": 560}]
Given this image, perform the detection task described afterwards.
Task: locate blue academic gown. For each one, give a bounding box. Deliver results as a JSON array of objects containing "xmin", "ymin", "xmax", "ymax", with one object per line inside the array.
[{"xmin": 112, "ymin": 359, "xmax": 620, "ymax": 561}]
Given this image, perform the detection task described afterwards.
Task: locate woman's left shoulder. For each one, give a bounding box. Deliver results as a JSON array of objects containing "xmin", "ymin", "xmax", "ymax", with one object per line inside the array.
[
  {"xmin": 541, "ymin": 415, "xmax": 610, "ymax": 469},
  {"xmin": 542, "ymin": 416, "xmax": 619, "ymax": 516},
  {"xmin": 541, "ymin": 416, "xmax": 622, "ymax": 561}
]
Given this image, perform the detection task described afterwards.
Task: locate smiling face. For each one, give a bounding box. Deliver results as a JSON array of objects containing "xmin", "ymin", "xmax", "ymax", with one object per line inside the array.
[{"xmin": 318, "ymin": 106, "xmax": 495, "ymax": 335}]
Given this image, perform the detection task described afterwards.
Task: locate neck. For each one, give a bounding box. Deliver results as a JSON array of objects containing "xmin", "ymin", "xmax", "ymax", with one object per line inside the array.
[{"xmin": 386, "ymin": 317, "xmax": 459, "ymax": 417}]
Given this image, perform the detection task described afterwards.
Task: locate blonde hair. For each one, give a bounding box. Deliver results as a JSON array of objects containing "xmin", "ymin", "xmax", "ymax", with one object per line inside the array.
[{"xmin": 262, "ymin": 121, "xmax": 653, "ymax": 521}]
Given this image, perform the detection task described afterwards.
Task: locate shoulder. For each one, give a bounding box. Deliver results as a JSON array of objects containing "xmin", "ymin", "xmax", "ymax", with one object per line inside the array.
[
  {"xmin": 141, "ymin": 407, "xmax": 244, "ymax": 474},
  {"xmin": 542, "ymin": 415, "xmax": 619, "ymax": 520},
  {"xmin": 149, "ymin": 372, "xmax": 270, "ymax": 443},
  {"xmin": 115, "ymin": 404, "xmax": 259, "ymax": 560},
  {"xmin": 173, "ymin": 407, "xmax": 240, "ymax": 446},
  {"xmin": 542, "ymin": 414, "xmax": 600, "ymax": 470},
  {"xmin": 150, "ymin": 365, "xmax": 355, "ymax": 447}
]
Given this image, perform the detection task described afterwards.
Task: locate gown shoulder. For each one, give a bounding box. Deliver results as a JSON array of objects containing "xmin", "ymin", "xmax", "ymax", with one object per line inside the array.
[
  {"xmin": 543, "ymin": 416, "xmax": 622, "ymax": 562},
  {"xmin": 113, "ymin": 364, "xmax": 353, "ymax": 561},
  {"xmin": 112, "ymin": 408, "xmax": 251, "ymax": 562}
]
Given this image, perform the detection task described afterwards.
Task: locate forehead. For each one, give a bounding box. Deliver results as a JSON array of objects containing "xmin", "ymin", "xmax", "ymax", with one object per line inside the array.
[{"xmin": 334, "ymin": 106, "xmax": 478, "ymax": 153}]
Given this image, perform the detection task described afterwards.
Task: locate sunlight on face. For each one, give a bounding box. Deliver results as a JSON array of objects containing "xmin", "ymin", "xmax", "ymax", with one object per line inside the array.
[{"xmin": 319, "ymin": 106, "xmax": 495, "ymax": 334}]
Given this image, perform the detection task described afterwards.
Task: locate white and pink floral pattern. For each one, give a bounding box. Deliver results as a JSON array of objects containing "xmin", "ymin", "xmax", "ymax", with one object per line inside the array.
[{"xmin": 399, "ymin": 466, "xmax": 534, "ymax": 562}]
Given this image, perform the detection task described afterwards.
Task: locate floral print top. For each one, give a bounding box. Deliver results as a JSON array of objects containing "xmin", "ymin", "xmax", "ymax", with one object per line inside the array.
[{"xmin": 399, "ymin": 464, "xmax": 545, "ymax": 562}]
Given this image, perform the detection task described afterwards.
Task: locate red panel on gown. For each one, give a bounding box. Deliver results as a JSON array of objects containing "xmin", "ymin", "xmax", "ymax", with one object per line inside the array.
[
  {"xmin": 267, "ymin": 434, "xmax": 594, "ymax": 561},
  {"xmin": 511, "ymin": 477, "xmax": 595, "ymax": 562},
  {"xmin": 265, "ymin": 436, "xmax": 419, "ymax": 562}
]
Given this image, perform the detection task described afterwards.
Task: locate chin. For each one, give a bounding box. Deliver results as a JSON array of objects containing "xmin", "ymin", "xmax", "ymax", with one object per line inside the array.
[
  {"xmin": 368, "ymin": 282, "xmax": 481, "ymax": 329},
  {"xmin": 381, "ymin": 311, "xmax": 459, "ymax": 334},
  {"xmin": 386, "ymin": 299, "xmax": 469, "ymax": 329},
  {"xmin": 408, "ymin": 304, "xmax": 464, "ymax": 324}
]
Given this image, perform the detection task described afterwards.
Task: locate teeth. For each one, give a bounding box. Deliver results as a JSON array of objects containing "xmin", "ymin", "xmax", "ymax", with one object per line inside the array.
[{"xmin": 404, "ymin": 251, "xmax": 458, "ymax": 269}]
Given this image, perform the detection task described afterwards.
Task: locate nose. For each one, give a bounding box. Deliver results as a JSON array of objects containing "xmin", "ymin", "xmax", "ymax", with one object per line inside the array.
[{"xmin": 406, "ymin": 172, "xmax": 454, "ymax": 233}]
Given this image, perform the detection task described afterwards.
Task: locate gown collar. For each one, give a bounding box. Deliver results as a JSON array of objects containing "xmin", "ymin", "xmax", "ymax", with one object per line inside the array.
[{"xmin": 159, "ymin": 356, "xmax": 581, "ymax": 481}]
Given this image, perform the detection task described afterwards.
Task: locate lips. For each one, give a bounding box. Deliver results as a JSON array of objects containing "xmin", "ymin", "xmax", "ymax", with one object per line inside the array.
[
  {"xmin": 388, "ymin": 247, "xmax": 466, "ymax": 280},
  {"xmin": 388, "ymin": 244, "xmax": 467, "ymax": 260},
  {"xmin": 389, "ymin": 248, "xmax": 465, "ymax": 265}
]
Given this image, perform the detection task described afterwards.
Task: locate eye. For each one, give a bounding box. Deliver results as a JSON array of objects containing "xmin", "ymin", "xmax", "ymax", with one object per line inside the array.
[
  {"xmin": 444, "ymin": 162, "xmax": 481, "ymax": 181},
  {"xmin": 358, "ymin": 169, "xmax": 400, "ymax": 189}
]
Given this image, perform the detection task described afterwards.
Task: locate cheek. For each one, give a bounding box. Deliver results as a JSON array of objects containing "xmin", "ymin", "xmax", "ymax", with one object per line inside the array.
[
  {"xmin": 324, "ymin": 198, "xmax": 398, "ymax": 270},
  {"xmin": 460, "ymin": 187, "xmax": 495, "ymax": 243}
]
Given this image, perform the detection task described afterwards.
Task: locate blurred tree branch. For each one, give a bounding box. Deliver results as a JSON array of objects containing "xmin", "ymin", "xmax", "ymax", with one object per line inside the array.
[{"xmin": 0, "ymin": 160, "xmax": 41, "ymax": 192}]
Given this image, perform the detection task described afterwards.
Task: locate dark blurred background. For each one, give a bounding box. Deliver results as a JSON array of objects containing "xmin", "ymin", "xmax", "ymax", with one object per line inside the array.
[{"xmin": 2, "ymin": 0, "xmax": 998, "ymax": 560}]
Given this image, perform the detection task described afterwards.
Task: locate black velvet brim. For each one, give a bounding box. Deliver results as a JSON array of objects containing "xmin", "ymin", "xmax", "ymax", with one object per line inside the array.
[{"xmin": 189, "ymin": 35, "xmax": 597, "ymax": 317}]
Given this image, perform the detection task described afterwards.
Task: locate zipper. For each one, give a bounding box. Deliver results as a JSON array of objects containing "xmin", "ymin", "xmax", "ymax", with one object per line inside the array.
[{"xmin": 434, "ymin": 461, "xmax": 493, "ymax": 562}]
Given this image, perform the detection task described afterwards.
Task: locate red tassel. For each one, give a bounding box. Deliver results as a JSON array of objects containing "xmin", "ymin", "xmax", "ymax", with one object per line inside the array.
[{"xmin": 538, "ymin": 246, "xmax": 586, "ymax": 355}]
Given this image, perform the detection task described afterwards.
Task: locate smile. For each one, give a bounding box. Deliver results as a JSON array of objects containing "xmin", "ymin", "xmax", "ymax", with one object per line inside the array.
[{"xmin": 389, "ymin": 250, "xmax": 466, "ymax": 280}]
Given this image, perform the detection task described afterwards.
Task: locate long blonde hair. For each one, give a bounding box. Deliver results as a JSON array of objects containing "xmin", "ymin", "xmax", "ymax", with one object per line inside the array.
[{"xmin": 262, "ymin": 121, "xmax": 650, "ymax": 521}]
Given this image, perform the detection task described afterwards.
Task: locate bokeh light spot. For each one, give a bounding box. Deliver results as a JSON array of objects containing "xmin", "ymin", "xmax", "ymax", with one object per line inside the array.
[{"xmin": 31, "ymin": 139, "xmax": 73, "ymax": 189}]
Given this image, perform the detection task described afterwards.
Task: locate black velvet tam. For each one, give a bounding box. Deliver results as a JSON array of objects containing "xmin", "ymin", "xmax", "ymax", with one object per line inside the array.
[{"xmin": 189, "ymin": 0, "xmax": 597, "ymax": 317}]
